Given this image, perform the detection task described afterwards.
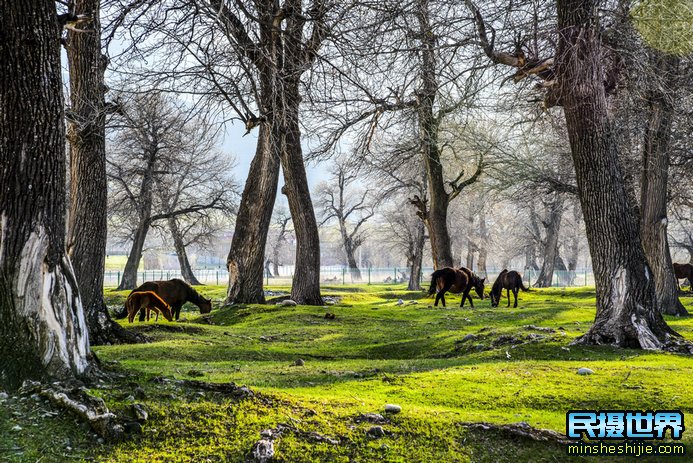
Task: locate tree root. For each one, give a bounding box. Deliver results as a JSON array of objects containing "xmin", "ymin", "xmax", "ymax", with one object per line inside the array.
[
  {"xmin": 20, "ymin": 380, "xmax": 125, "ymax": 442},
  {"xmin": 459, "ymin": 421, "xmax": 570, "ymax": 444}
]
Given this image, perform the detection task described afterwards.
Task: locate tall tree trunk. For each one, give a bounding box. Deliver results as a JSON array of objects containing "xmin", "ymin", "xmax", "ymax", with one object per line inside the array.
[
  {"xmin": 280, "ymin": 82, "xmax": 322, "ymax": 305},
  {"xmin": 338, "ymin": 219, "xmax": 362, "ymax": 281},
  {"xmin": 117, "ymin": 219, "xmax": 149, "ymax": 290},
  {"xmin": 639, "ymin": 53, "xmax": 687, "ymax": 316},
  {"xmin": 0, "ymin": 0, "xmax": 91, "ymax": 389},
  {"xmin": 416, "ymin": 0, "xmax": 454, "ymax": 269},
  {"xmin": 477, "ymin": 209, "xmax": 488, "ymax": 276},
  {"xmin": 225, "ymin": 124, "xmax": 280, "ymax": 304},
  {"xmin": 168, "ymin": 217, "xmax": 202, "ymax": 285},
  {"xmin": 66, "ymin": 0, "xmax": 137, "ymax": 344},
  {"xmin": 408, "ymin": 219, "xmax": 426, "ymax": 290},
  {"xmin": 556, "ymin": 0, "xmax": 678, "ymax": 349},
  {"xmin": 534, "ymin": 197, "xmax": 564, "ymax": 287}
]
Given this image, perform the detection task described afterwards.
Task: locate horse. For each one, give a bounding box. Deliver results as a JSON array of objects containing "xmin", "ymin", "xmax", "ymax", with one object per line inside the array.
[
  {"xmin": 428, "ymin": 267, "xmax": 485, "ymax": 308},
  {"xmin": 129, "ymin": 279, "xmax": 213, "ymax": 321},
  {"xmin": 489, "ymin": 269, "xmax": 528, "ymax": 308},
  {"xmin": 126, "ymin": 291, "xmax": 173, "ymax": 323},
  {"xmin": 673, "ymin": 263, "xmax": 693, "ymax": 290}
]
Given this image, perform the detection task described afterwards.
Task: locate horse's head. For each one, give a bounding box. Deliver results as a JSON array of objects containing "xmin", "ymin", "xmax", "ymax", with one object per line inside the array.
[
  {"xmin": 489, "ymin": 287, "xmax": 500, "ymax": 307},
  {"xmin": 199, "ymin": 297, "xmax": 213, "ymax": 314},
  {"xmin": 474, "ymin": 277, "xmax": 486, "ymax": 300}
]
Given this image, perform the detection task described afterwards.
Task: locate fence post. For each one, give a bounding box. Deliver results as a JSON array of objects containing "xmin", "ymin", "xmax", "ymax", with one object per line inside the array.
[
  {"xmin": 342, "ymin": 267, "xmax": 346, "ymax": 285},
  {"xmin": 585, "ymin": 269, "xmax": 587, "ymax": 286},
  {"xmin": 216, "ymin": 271, "xmax": 219, "ymax": 285},
  {"xmin": 266, "ymin": 269, "xmax": 270, "ymax": 286},
  {"xmin": 368, "ymin": 267, "xmax": 371, "ymax": 285},
  {"xmin": 527, "ymin": 269, "xmax": 531, "ymax": 289},
  {"xmin": 394, "ymin": 268, "xmax": 397, "ymax": 284},
  {"xmin": 117, "ymin": 271, "xmax": 120, "ymax": 286}
]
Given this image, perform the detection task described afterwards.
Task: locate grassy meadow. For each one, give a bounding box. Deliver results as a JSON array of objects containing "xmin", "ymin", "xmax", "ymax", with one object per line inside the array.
[{"xmin": 2, "ymin": 285, "xmax": 692, "ymax": 462}]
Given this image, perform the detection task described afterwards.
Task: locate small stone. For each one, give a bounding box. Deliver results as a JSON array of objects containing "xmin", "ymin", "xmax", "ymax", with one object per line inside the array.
[
  {"xmin": 281, "ymin": 299, "xmax": 297, "ymax": 306},
  {"xmin": 384, "ymin": 404, "xmax": 401, "ymax": 414},
  {"xmin": 461, "ymin": 334, "xmax": 477, "ymax": 342},
  {"xmin": 11, "ymin": 425, "xmax": 22, "ymax": 431},
  {"xmin": 577, "ymin": 367, "xmax": 594, "ymax": 375},
  {"xmin": 367, "ymin": 425, "xmax": 385, "ymax": 438},
  {"xmin": 0, "ymin": 392, "xmax": 8, "ymax": 400},
  {"xmin": 294, "ymin": 358, "xmax": 305, "ymax": 366},
  {"xmin": 253, "ymin": 439, "xmax": 275, "ymax": 463},
  {"xmin": 132, "ymin": 403, "xmax": 148, "ymax": 422},
  {"xmin": 134, "ymin": 387, "xmax": 146, "ymax": 400},
  {"xmin": 125, "ymin": 395, "xmax": 135, "ymax": 402},
  {"xmin": 396, "ymin": 299, "xmax": 404, "ymax": 305}
]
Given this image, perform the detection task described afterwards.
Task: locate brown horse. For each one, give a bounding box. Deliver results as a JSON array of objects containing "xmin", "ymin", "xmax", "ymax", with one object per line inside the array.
[
  {"xmin": 428, "ymin": 267, "xmax": 485, "ymax": 308},
  {"xmin": 673, "ymin": 263, "xmax": 693, "ymax": 290},
  {"xmin": 129, "ymin": 279, "xmax": 212, "ymax": 321},
  {"xmin": 490, "ymin": 269, "xmax": 528, "ymax": 308},
  {"xmin": 126, "ymin": 291, "xmax": 173, "ymax": 323}
]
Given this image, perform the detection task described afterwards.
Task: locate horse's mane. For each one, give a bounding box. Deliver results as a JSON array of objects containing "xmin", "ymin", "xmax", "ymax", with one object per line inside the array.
[
  {"xmin": 491, "ymin": 269, "xmax": 508, "ymax": 293},
  {"xmin": 171, "ymin": 278, "xmax": 204, "ymax": 303}
]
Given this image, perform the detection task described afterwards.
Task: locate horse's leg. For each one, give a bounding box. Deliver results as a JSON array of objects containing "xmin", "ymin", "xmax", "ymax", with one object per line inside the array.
[
  {"xmin": 461, "ymin": 288, "xmax": 472, "ymax": 308},
  {"xmin": 138, "ymin": 307, "xmax": 146, "ymax": 322},
  {"xmin": 173, "ymin": 304, "xmax": 182, "ymax": 320},
  {"xmin": 467, "ymin": 293, "xmax": 474, "ymax": 308},
  {"xmin": 513, "ymin": 288, "xmax": 519, "ymax": 308},
  {"xmin": 506, "ymin": 288, "xmax": 511, "ymax": 307}
]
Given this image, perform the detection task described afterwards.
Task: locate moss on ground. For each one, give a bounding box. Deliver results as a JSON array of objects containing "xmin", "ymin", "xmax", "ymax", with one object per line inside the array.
[{"xmin": 2, "ymin": 286, "xmax": 692, "ymax": 462}]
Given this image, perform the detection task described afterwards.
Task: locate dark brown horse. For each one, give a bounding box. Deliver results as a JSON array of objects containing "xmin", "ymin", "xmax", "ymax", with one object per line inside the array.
[
  {"xmin": 490, "ymin": 269, "xmax": 528, "ymax": 308},
  {"xmin": 129, "ymin": 279, "xmax": 212, "ymax": 321},
  {"xmin": 673, "ymin": 263, "xmax": 693, "ymax": 290},
  {"xmin": 428, "ymin": 267, "xmax": 485, "ymax": 308}
]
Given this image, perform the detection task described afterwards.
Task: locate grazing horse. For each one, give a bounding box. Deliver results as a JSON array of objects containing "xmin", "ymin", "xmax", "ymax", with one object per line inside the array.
[
  {"xmin": 428, "ymin": 267, "xmax": 485, "ymax": 308},
  {"xmin": 129, "ymin": 279, "xmax": 212, "ymax": 321},
  {"xmin": 673, "ymin": 263, "xmax": 693, "ymax": 290},
  {"xmin": 126, "ymin": 291, "xmax": 173, "ymax": 323},
  {"xmin": 490, "ymin": 269, "xmax": 528, "ymax": 308}
]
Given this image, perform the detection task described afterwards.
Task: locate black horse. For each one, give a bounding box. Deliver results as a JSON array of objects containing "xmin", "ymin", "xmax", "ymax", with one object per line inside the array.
[
  {"xmin": 428, "ymin": 267, "xmax": 485, "ymax": 308},
  {"xmin": 489, "ymin": 269, "xmax": 528, "ymax": 308},
  {"xmin": 127, "ymin": 279, "xmax": 212, "ymax": 321}
]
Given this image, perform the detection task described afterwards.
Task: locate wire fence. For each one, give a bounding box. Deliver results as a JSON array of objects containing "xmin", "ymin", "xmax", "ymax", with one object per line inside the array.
[{"xmin": 104, "ymin": 267, "xmax": 595, "ymax": 288}]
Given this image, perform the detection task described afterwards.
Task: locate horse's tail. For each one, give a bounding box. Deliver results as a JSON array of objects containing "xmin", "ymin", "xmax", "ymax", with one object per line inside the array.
[{"xmin": 428, "ymin": 270, "xmax": 444, "ymax": 295}]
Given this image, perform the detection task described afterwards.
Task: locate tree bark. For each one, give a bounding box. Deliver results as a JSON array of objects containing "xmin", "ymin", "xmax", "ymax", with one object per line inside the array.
[
  {"xmin": 339, "ymin": 218, "xmax": 362, "ymax": 282},
  {"xmin": 66, "ymin": 0, "xmax": 138, "ymax": 344},
  {"xmin": 416, "ymin": 0, "xmax": 454, "ymax": 269},
  {"xmin": 556, "ymin": 0, "xmax": 679, "ymax": 349},
  {"xmin": 168, "ymin": 217, "xmax": 202, "ymax": 286},
  {"xmin": 0, "ymin": 0, "xmax": 91, "ymax": 389},
  {"xmin": 639, "ymin": 53, "xmax": 687, "ymax": 316},
  {"xmin": 408, "ymin": 219, "xmax": 426, "ymax": 290},
  {"xmin": 225, "ymin": 124, "xmax": 280, "ymax": 304},
  {"xmin": 534, "ymin": 197, "xmax": 564, "ymax": 288},
  {"xmin": 117, "ymin": 219, "xmax": 150, "ymax": 289},
  {"xmin": 280, "ymin": 81, "xmax": 322, "ymax": 305},
  {"xmin": 477, "ymin": 209, "xmax": 489, "ymax": 276}
]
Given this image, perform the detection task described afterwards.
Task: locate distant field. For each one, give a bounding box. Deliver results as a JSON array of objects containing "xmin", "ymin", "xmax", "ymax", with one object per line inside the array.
[
  {"xmin": 3, "ymin": 286, "xmax": 692, "ymax": 462},
  {"xmin": 104, "ymin": 255, "xmax": 142, "ymax": 271}
]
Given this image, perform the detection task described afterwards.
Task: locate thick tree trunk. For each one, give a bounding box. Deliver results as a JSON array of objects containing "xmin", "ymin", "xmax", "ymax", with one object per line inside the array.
[
  {"xmin": 66, "ymin": 0, "xmax": 137, "ymax": 344},
  {"xmin": 556, "ymin": 0, "xmax": 678, "ymax": 349},
  {"xmin": 225, "ymin": 124, "xmax": 280, "ymax": 304},
  {"xmin": 639, "ymin": 54, "xmax": 687, "ymax": 316},
  {"xmin": 0, "ymin": 1, "xmax": 91, "ymax": 388},
  {"xmin": 408, "ymin": 219, "xmax": 426, "ymax": 290},
  {"xmin": 477, "ymin": 209, "xmax": 488, "ymax": 276},
  {"xmin": 168, "ymin": 217, "xmax": 202, "ymax": 286},
  {"xmin": 534, "ymin": 198, "xmax": 564, "ymax": 288},
  {"xmin": 280, "ymin": 83, "xmax": 322, "ymax": 305}
]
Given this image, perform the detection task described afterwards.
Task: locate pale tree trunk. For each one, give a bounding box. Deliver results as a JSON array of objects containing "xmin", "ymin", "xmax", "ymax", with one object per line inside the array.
[
  {"xmin": 117, "ymin": 219, "xmax": 149, "ymax": 289},
  {"xmin": 225, "ymin": 123, "xmax": 280, "ymax": 304},
  {"xmin": 338, "ymin": 217, "xmax": 362, "ymax": 281},
  {"xmin": 66, "ymin": 0, "xmax": 137, "ymax": 344},
  {"xmin": 280, "ymin": 81, "xmax": 322, "ymax": 305},
  {"xmin": 639, "ymin": 53, "xmax": 687, "ymax": 316},
  {"xmin": 477, "ymin": 209, "xmax": 489, "ymax": 276},
  {"xmin": 0, "ymin": 0, "xmax": 91, "ymax": 388},
  {"xmin": 168, "ymin": 217, "xmax": 202, "ymax": 285},
  {"xmin": 408, "ymin": 219, "xmax": 426, "ymax": 290},
  {"xmin": 557, "ymin": 0, "xmax": 679, "ymax": 349},
  {"xmin": 534, "ymin": 197, "xmax": 564, "ymax": 287}
]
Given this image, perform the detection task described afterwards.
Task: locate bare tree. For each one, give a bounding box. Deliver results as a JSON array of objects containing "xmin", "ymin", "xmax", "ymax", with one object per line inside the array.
[
  {"xmin": 465, "ymin": 0, "xmax": 686, "ymax": 349},
  {"xmin": 64, "ymin": 0, "xmax": 138, "ymax": 344},
  {"xmin": 266, "ymin": 206, "xmax": 293, "ymax": 278},
  {"xmin": 382, "ymin": 199, "xmax": 427, "ymax": 290},
  {"xmin": 316, "ymin": 162, "xmax": 377, "ymax": 281},
  {"xmin": 1, "ymin": 1, "xmax": 91, "ymax": 388},
  {"xmin": 108, "ymin": 92, "xmax": 235, "ymax": 290}
]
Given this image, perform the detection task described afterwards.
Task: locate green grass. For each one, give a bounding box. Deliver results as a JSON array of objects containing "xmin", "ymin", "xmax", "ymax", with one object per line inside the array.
[{"xmin": 2, "ymin": 286, "xmax": 693, "ymax": 462}]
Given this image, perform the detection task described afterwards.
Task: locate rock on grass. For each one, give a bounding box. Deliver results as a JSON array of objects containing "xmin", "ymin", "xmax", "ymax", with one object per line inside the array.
[{"xmin": 577, "ymin": 367, "xmax": 594, "ymax": 375}]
